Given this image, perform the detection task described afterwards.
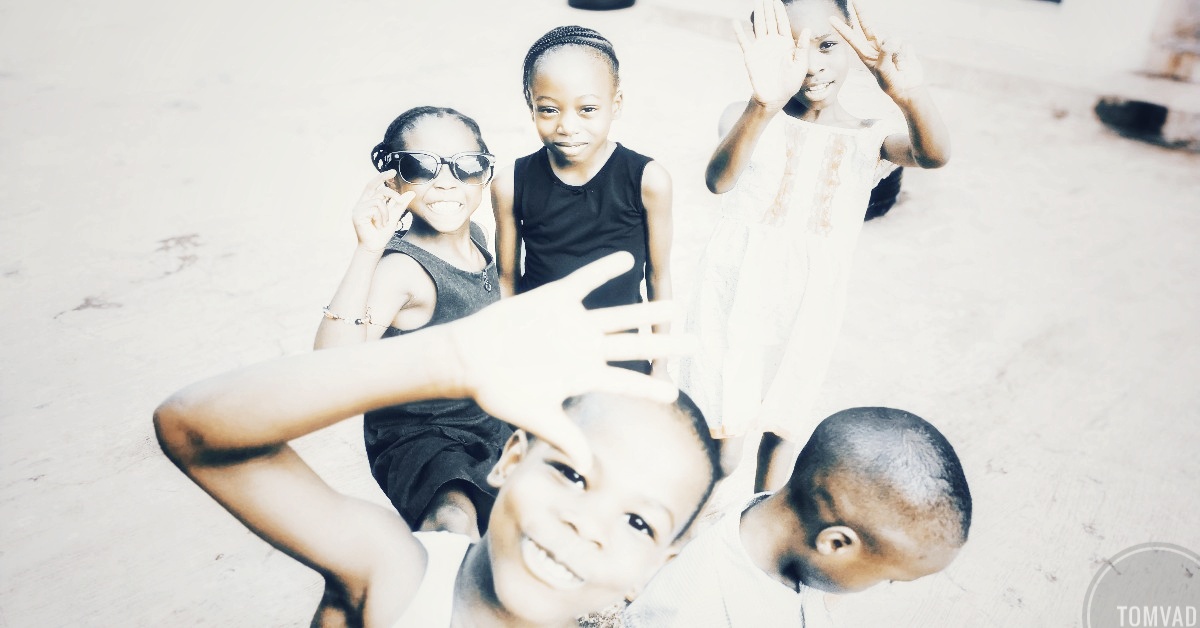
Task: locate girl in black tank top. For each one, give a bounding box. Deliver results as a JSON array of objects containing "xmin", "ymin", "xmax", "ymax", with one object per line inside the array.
[{"xmin": 493, "ymin": 26, "xmax": 676, "ymax": 376}]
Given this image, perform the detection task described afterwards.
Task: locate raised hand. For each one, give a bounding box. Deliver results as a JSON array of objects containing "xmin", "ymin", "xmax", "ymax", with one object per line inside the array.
[
  {"xmin": 734, "ymin": 0, "xmax": 812, "ymax": 109},
  {"xmin": 830, "ymin": 1, "xmax": 924, "ymax": 97},
  {"xmin": 352, "ymin": 170, "xmax": 413, "ymax": 253},
  {"xmin": 446, "ymin": 252, "xmax": 688, "ymax": 470}
]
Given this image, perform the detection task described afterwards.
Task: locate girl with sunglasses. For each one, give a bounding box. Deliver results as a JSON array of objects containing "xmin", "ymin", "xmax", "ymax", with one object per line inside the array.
[
  {"xmin": 492, "ymin": 26, "xmax": 675, "ymax": 376},
  {"xmin": 315, "ymin": 106, "xmax": 507, "ymax": 541}
]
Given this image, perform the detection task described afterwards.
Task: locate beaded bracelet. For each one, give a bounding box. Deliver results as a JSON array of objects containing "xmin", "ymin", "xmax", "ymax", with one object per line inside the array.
[{"xmin": 322, "ymin": 306, "xmax": 371, "ymax": 326}]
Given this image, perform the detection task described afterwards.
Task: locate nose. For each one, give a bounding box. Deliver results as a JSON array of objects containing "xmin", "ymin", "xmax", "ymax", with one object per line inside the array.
[
  {"xmin": 431, "ymin": 162, "xmax": 457, "ymax": 189},
  {"xmin": 556, "ymin": 110, "xmax": 579, "ymax": 136},
  {"xmin": 807, "ymin": 47, "xmax": 827, "ymax": 75},
  {"xmin": 559, "ymin": 500, "xmax": 607, "ymax": 549}
]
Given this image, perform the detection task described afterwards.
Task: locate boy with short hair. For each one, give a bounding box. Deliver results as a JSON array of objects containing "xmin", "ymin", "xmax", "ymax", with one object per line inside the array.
[{"xmin": 624, "ymin": 406, "xmax": 972, "ymax": 627}]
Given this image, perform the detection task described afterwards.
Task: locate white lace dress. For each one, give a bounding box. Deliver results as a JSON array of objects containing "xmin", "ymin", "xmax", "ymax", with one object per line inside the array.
[{"xmin": 679, "ymin": 113, "xmax": 899, "ymax": 441}]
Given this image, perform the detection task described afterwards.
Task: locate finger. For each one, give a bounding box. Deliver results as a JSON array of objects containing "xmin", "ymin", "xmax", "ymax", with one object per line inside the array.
[
  {"xmin": 553, "ymin": 252, "xmax": 635, "ymax": 301},
  {"xmin": 529, "ymin": 409, "xmax": 594, "ymax": 474},
  {"xmin": 602, "ymin": 331, "xmax": 698, "ymax": 363},
  {"xmin": 384, "ymin": 189, "xmax": 415, "ymax": 211},
  {"xmin": 829, "ymin": 16, "xmax": 873, "ymax": 61},
  {"xmin": 796, "ymin": 27, "xmax": 812, "ymax": 51},
  {"xmin": 588, "ymin": 367, "xmax": 681, "ymax": 404},
  {"xmin": 363, "ymin": 169, "xmax": 397, "ymax": 198},
  {"xmin": 851, "ymin": 1, "xmax": 879, "ymax": 44},
  {"xmin": 734, "ymin": 19, "xmax": 752, "ymax": 53},
  {"xmin": 846, "ymin": 0, "xmax": 864, "ymax": 35},
  {"xmin": 771, "ymin": 0, "xmax": 790, "ymax": 38},
  {"xmin": 588, "ymin": 300, "xmax": 679, "ymax": 333},
  {"xmin": 757, "ymin": 0, "xmax": 773, "ymax": 38}
]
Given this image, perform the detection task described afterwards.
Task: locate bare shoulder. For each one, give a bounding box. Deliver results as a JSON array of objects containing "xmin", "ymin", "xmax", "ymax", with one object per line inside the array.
[
  {"xmin": 491, "ymin": 161, "xmax": 515, "ymax": 206},
  {"xmin": 641, "ymin": 160, "xmax": 673, "ymax": 194}
]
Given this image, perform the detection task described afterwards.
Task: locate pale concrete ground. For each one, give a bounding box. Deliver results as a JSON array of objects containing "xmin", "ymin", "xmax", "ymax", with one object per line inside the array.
[{"xmin": 1, "ymin": 0, "xmax": 1198, "ymax": 626}]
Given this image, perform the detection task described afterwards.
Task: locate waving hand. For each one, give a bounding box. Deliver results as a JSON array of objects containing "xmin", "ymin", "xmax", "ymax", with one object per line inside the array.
[
  {"xmin": 734, "ymin": 0, "xmax": 812, "ymax": 109},
  {"xmin": 830, "ymin": 1, "xmax": 924, "ymax": 96}
]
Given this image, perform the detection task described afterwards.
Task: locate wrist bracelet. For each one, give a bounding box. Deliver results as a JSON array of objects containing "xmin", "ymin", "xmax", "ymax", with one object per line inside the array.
[{"xmin": 322, "ymin": 306, "xmax": 371, "ymax": 326}]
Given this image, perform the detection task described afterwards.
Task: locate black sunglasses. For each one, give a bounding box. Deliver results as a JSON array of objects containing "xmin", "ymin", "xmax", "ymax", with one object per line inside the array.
[{"xmin": 374, "ymin": 150, "xmax": 496, "ymax": 186}]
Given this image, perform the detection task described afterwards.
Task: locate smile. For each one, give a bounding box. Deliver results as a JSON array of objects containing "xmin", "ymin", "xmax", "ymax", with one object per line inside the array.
[
  {"xmin": 426, "ymin": 201, "xmax": 463, "ymax": 215},
  {"xmin": 803, "ymin": 81, "xmax": 834, "ymax": 97},
  {"xmin": 520, "ymin": 536, "xmax": 585, "ymax": 590}
]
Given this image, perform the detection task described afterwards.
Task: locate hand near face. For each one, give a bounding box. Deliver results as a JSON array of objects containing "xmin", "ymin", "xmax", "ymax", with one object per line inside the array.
[
  {"xmin": 830, "ymin": 1, "xmax": 924, "ymax": 97},
  {"xmin": 446, "ymin": 252, "xmax": 687, "ymax": 471},
  {"xmin": 734, "ymin": 0, "xmax": 812, "ymax": 109},
  {"xmin": 352, "ymin": 170, "xmax": 413, "ymax": 253}
]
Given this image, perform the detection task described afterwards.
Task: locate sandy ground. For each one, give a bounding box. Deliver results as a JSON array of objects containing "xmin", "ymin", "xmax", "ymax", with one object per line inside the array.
[{"xmin": 2, "ymin": 0, "xmax": 1198, "ymax": 626}]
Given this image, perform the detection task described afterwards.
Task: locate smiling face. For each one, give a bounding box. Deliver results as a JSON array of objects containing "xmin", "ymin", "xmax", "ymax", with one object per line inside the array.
[
  {"xmin": 384, "ymin": 115, "xmax": 486, "ymax": 234},
  {"xmin": 527, "ymin": 46, "xmax": 622, "ymax": 167},
  {"xmin": 482, "ymin": 394, "xmax": 712, "ymax": 624},
  {"xmin": 785, "ymin": 0, "xmax": 851, "ymax": 110}
]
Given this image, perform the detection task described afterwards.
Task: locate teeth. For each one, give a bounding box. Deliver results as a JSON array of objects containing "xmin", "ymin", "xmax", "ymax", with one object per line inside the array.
[
  {"xmin": 521, "ymin": 538, "xmax": 584, "ymax": 589},
  {"xmin": 427, "ymin": 201, "xmax": 461, "ymax": 215}
]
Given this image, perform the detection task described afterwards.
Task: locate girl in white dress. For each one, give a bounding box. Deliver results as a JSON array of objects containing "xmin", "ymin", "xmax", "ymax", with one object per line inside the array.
[{"xmin": 680, "ymin": 0, "xmax": 951, "ymax": 491}]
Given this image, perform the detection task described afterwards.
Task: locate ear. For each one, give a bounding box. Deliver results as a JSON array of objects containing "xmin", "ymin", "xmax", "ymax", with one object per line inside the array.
[
  {"xmin": 612, "ymin": 90, "xmax": 624, "ymax": 119},
  {"xmin": 487, "ymin": 430, "xmax": 530, "ymax": 488},
  {"xmin": 814, "ymin": 525, "xmax": 861, "ymax": 557}
]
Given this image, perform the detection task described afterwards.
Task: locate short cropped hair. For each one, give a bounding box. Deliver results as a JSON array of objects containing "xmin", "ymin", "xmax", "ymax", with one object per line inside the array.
[{"xmin": 787, "ymin": 407, "xmax": 972, "ymax": 546}]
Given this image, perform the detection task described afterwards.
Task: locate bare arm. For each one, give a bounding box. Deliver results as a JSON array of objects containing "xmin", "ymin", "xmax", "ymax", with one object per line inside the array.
[
  {"xmin": 706, "ymin": 100, "xmax": 780, "ymax": 194},
  {"xmin": 314, "ymin": 172, "xmax": 415, "ymax": 349},
  {"xmin": 880, "ymin": 86, "xmax": 950, "ymax": 168},
  {"xmin": 156, "ymin": 252, "xmax": 686, "ymax": 624},
  {"xmin": 708, "ymin": 0, "xmax": 812, "ymax": 194},
  {"xmin": 830, "ymin": 1, "xmax": 950, "ymax": 168},
  {"xmin": 491, "ymin": 164, "xmax": 521, "ymax": 298},
  {"xmin": 641, "ymin": 161, "xmax": 674, "ymax": 378}
]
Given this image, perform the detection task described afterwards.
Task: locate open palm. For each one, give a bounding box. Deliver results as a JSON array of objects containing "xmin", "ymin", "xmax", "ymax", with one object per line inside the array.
[{"xmin": 735, "ymin": 0, "xmax": 811, "ymax": 108}]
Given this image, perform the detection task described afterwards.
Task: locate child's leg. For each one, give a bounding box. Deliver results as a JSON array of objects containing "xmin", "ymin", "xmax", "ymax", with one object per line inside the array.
[
  {"xmin": 416, "ymin": 481, "xmax": 481, "ymax": 541},
  {"xmin": 754, "ymin": 432, "xmax": 798, "ymax": 493}
]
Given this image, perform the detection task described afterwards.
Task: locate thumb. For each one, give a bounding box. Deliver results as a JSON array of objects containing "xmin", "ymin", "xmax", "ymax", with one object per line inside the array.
[{"xmin": 530, "ymin": 408, "xmax": 594, "ymax": 474}]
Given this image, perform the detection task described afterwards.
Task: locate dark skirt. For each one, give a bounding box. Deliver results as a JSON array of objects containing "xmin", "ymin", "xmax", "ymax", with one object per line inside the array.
[{"xmin": 365, "ymin": 400, "xmax": 513, "ymax": 531}]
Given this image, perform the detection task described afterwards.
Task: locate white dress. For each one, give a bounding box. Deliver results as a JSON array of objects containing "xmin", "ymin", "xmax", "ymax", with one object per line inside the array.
[{"xmin": 679, "ymin": 113, "xmax": 899, "ymax": 441}]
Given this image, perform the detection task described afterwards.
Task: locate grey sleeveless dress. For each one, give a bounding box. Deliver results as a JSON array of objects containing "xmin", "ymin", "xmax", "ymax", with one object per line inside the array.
[{"xmin": 363, "ymin": 222, "xmax": 509, "ymax": 530}]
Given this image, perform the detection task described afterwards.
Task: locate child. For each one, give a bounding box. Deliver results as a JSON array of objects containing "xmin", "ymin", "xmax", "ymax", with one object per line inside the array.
[
  {"xmin": 679, "ymin": 0, "xmax": 951, "ymax": 490},
  {"xmin": 624, "ymin": 406, "xmax": 972, "ymax": 627},
  {"xmin": 155, "ymin": 253, "xmax": 723, "ymax": 627},
  {"xmin": 492, "ymin": 25, "xmax": 674, "ymax": 376},
  {"xmin": 313, "ymin": 106, "xmax": 508, "ymax": 540}
]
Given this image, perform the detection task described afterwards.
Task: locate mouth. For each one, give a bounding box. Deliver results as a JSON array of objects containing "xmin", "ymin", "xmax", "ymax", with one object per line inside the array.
[
  {"xmin": 802, "ymin": 80, "xmax": 835, "ymax": 99},
  {"xmin": 553, "ymin": 141, "xmax": 587, "ymax": 150},
  {"xmin": 520, "ymin": 536, "xmax": 585, "ymax": 590},
  {"xmin": 426, "ymin": 200, "xmax": 463, "ymax": 216}
]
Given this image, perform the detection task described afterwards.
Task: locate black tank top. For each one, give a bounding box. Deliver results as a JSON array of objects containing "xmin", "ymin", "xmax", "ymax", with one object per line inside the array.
[{"xmin": 513, "ymin": 144, "xmax": 652, "ymax": 310}]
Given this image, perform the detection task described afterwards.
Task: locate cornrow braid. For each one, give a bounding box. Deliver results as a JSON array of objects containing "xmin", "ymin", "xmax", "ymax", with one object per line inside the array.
[
  {"xmin": 522, "ymin": 25, "xmax": 620, "ymax": 108},
  {"xmin": 370, "ymin": 106, "xmax": 489, "ymax": 172}
]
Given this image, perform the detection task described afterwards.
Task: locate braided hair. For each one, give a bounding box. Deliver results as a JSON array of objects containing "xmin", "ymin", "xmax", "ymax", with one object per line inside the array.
[
  {"xmin": 370, "ymin": 106, "xmax": 489, "ymax": 172},
  {"xmin": 522, "ymin": 26, "xmax": 620, "ymax": 108}
]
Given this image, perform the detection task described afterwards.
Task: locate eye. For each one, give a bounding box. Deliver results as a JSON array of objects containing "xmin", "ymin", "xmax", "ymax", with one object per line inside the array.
[
  {"xmin": 537, "ymin": 106, "xmax": 559, "ymax": 116},
  {"xmin": 820, "ymin": 40, "xmax": 838, "ymax": 51},
  {"xmin": 548, "ymin": 461, "xmax": 586, "ymax": 489},
  {"xmin": 581, "ymin": 106, "xmax": 599, "ymax": 114},
  {"xmin": 626, "ymin": 514, "xmax": 656, "ymax": 539}
]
